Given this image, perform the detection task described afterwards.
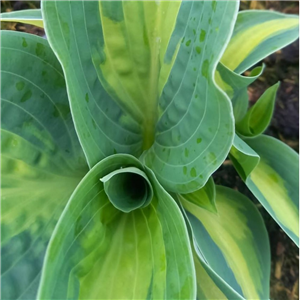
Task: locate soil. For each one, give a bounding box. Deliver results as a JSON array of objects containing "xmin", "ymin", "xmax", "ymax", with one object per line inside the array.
[{"xmin": 1, "ymin": 1, "xmax": 299, "ymax": 299}]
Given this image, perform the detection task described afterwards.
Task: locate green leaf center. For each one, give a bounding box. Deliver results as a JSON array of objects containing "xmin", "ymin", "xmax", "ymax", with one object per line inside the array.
[{"xmin": 100, "ymin": 167, "xmax": 153, "ymax": 213}]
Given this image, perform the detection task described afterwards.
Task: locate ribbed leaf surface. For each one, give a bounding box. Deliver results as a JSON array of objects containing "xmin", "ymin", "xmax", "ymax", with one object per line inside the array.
[{"xmin": 1, "ymin": 31, "xmax": 87, "ymax": 300}]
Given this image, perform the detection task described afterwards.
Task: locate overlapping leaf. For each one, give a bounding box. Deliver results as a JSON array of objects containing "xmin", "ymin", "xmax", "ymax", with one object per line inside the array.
[
  {"xmin": 0, "ymin": 9, "xmax": 43, "ymax": 28},
  {"xmin": 215, "ymin": 63, "xmax": 264, "ymax": 122},
  {"xmin": 42, "ymin": 1, "xmax": 152, "ymax": 167},
  {"xmin": 236, "ymin": 82, "xmax": 279, "ymax": 137},
  {"xmin": 193, "ymin": 250, "xmax": 244, "ymax": 300},
  {"xmin": 1, "ymin": 31, "xmax": 87, "ymax": 299},
  {"xmin": 222, "ymin": 10, "xmax": 299, "ymax": 73},
  {"xmin": 144, "ymin": 0, "xmax": 238, "ymax": 193},
  {"xmin": 229, "ymin": 135, "xmax": 259, "ymax": 181},
  {"xmin": 178, "ymin": 204, "xmax": 245, "ymax": 300},
  {"xmin": 38, "ymin": 154, "xmax": 196, "ymax": 300},
  {"xmin": 179, "ymin": 185, "xmax": 270, "ymax": 299},
  {"xmin": 179, "ymin": 177, "xmax": 217, "ymax": 213},
  {"xmin": 231, "ymin": 135, "xmax": 299, "ymax": 245}
]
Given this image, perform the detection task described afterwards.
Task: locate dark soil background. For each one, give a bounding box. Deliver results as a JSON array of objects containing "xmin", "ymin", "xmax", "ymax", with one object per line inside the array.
[{"xmin": 1, "ymin": 1, "xmax": 299, "ymax": 299}]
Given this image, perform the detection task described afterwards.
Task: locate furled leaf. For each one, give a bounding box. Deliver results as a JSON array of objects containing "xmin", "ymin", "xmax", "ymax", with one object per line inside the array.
[
  {"xmin": 215, "ymin": 63, "xmax": 264, "ymax": 122},
  {"xmin": 0, "ymin": 9, "xmax": 43, "ymax": 28},
  {"xmin": 144, "ymin": 0, "xmax": 238, "ymax": 193},
  {"xmin": 1, "ymin": 31, "xmax": 87, "ymax": 300},
  {"xmin": 229, "ymin": 134, "xmax": 259, "ymax": 181},
  {"xmin": 179, "ymin": 186, "xmax": 270, "ymax": 300},
  {"xmin": 236, "ymin": 82, "xmax": 279, "ymax": 137},
  {"xmin": 242, "ymin": 135, "xmax": 299, "ymax": 245},
  {"xmin": 100, "ymin": 166, "xmax": 153, "ymax": 213},
  {"xmin": 38, "ymin": 154, "xmax": 196, "ymax": 300},
  {"xmin": 221, "ymin": 10, "xmax": 299, "ymax": 73}
]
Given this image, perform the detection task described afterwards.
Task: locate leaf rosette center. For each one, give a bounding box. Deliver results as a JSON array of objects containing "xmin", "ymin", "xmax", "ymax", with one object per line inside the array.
[{"xmin": 100, "ymin": 167, "xmax": 153, "ymax": 213}]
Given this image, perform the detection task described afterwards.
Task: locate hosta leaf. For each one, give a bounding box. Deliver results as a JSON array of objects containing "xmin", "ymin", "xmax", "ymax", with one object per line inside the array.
[
  {"xmin": 177, "ymin": 196, "xmax": 245, "ymax": 300},
  {"xmin": 236, "ymin": 82, "xmax": 279, "ymax": 137},
  {"xmin": 240, "ymin": 135, "xmax": 299, "ymax": 246},
  {"xmin": 193, "ymin": 249, "xmax": 247, "ymax": 300},
  {"xmin": 144, "ymin": 0, "xmax": 238, "ymax": 193},
  {"xmin": 178, "ymin": 177, "xmax": 217, "ymax": 213},
  {"xmin": 42, "ymin": 1, "xmax": 151, "ymax": 167},
  {"xmin": 0, "ymin": 9, "xmax": 43, "ymax": 28},
  {"xmin": 222, "ymin": 10, "xmax": 299, "ymax": 73},
  {"xmin": 215, "ymin": 63, "xmax": 264, "ymax": 122},
  {"xmin": 100, "ymin": 166, "xmax": 153, "ymax": 213},
  {"xmin": 179, "ymin": 186, "xmax": 270, "ymax": 300},
  {"xmin": 229, "ymin": 134, "xmax": 259, "ymax": 181},
  {"xmin": 38, "ymin": 154, "xmax": 196, "ymax": 300},
  {"xmin": 1, "ymin": 31, "xmax": 87, "ymax": 299}
]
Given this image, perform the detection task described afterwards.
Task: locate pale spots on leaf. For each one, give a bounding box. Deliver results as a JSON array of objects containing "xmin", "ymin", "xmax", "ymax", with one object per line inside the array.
[
  {"xmin": 22, "ymin": 38, "xmax": 27, "ymax": 48},
  {"xmin": 201, "ymin": 59, "xmax": 209, "ymax": 79},
  {"xmin": 199, "ymin": 30, "xmax": 206, "ymax": 42},
  {"xmin": 197, "ymin": 138, "xmax": 202, "ymax": 144},
  {"xmin": 20, "ymin": 90, "xmax": 32, "ymax": 103},
  {"xmin": 85, "ymin": 93, "xmax": 89, "ymax": 103},
  {"xmin": 35, "ymin": 43, "xmax": 45, "ymax": 58},
  {"xmin": 52, "ymin": 104, "xmax": 70, "ymax": 120},
  {"xmin": 185, "ymin": 148, "xmax": 189, "ymax": 157},
  {"xmin": 212, "ymin": 1, "xmax": 217, "ymax": 12},
  {"xmin": 190, "ymin": 167, "xmax": 197, "ymax": 177},
  {"xmin": 207, "ymin": 152, "xmax": 217, "ymax": 165},
  {"xmin": 196, "ymin": 46, "xmax": 201, "ymax": 54},
  {"xmin": 183, "ymin": 166, "xmax": 187, "ymax": 175},
  {"xmin": 16, "ymin": 81, "xmax": 25, "ymax": 91},
  {"xmin": 186, "ymin": 40, "xmax": 191, "ymax": 47}
]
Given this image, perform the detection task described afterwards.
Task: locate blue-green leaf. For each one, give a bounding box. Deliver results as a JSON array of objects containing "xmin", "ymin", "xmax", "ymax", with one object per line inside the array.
[
  {"xmin": 245, "ymin": 135, "xmax": 299, "ymax": 245},
  {"xmin": 178, "ymin": 176, "xmax": 217, "ymax": 213},
  {"xmin": 38, "ymin": 154, "xmax": 196, "ymax": 300},
  {"xmin": 1, "ymin": 30, "xmax": 87, "ymax": 300},
  {"xmin": 42, "ymin": 1, "xmax": 151, "ymax": 167},
  {"xmin": 215, "ymin": 63, "xmax": 264, "ymax": 122},
  {"xmin": 222, "ymin": 10, "xmax": 299, "ymax": 73},
  {"xmin": 144, "ymin": 0, "xmax": 238, "ymax": 193},
  {"xmin": 0, "ymin": 9, "xmax": 43, "ymax": 28},
  {"xmin": 179, "ymin": 185, "xmax": 270, "ymax": 299},
  {"xmin": 236, "ymin": 82, "xmax": 279, "ymax": 137},
  {"xmin": 229, "ymin": 134, "xmax": 259, "ymax": 181},
  {"xmin": 100, "ymin": 166, "xmax": 153, "ymax": 213}
]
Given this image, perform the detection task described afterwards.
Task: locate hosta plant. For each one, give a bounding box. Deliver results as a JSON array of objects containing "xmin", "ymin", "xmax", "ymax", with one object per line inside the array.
[{"xmin": 1, "ymin": 1, "xmax": 299, "ymax": 299}]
